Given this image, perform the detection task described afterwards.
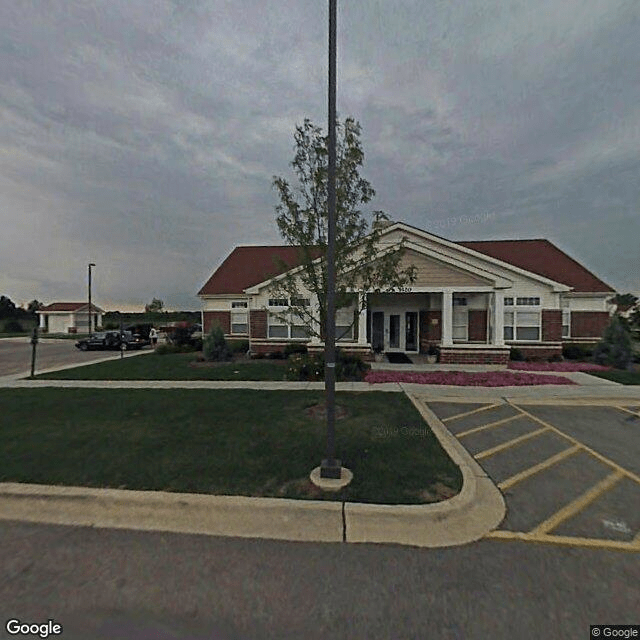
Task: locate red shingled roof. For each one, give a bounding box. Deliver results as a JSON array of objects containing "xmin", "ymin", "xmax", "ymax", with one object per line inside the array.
[
  {"xmin": 39, "ymin": 302, "xmax": 104, "ymax": 312},
  {"xmin": 457, "ymin": 239, "xmax": 615, "ymax": 292},
  {"xmin": 198, "ymin": 246, "xmax": 322, "ymax": 295},
  {"xmin": 198, "ymin": 236, "xmax": 614, "ymax": 296}
]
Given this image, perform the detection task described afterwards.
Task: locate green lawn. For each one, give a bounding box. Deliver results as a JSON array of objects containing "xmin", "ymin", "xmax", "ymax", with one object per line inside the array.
[
  {"xmin": 586, "ymin": 369, "xmax": 640, "ymax": 385},
  {"xmin": 0, "ymin": 389, "xmax": 461, "ymax": 504},
  {"xmin": 36, "ymin": 352, "xmax": 289, "ymax": 381}
]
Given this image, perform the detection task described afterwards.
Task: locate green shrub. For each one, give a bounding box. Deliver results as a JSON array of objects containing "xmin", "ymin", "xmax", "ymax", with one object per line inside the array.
[
  {"xmin": 593, "ymin": 317, "xmax": 633, "ymax": 370},
  {"xmin": 203, "ymin": 325, "xmax": 232, "ymax": 362},
  {"xmin": 548, "ymin": 353, "xmax": 563, "ymax": 363},
  {"xmin": 3, "ymin": 320, "xmax": 24, "ymax": 333},
  {"xmin": 266, "ymin": 350, "xmax": 285, "ymax": 359},
  {"xmin": 228, "ymin": 340, "xmax": 249, "ymax": 354},
  {"xmin": 286, "ymin": 350, "xmax": 370, "ymax": 382},
  {"xmin": 562, "ymin": 344, "xmax": 594, "ymax": 360},
  {"xmin": 284, "ymin": 342, "xmax": 308, "ymax": 358},
  {"xmin": 509, "ymin": 347, "xmax": 524, "ymax": 361}
]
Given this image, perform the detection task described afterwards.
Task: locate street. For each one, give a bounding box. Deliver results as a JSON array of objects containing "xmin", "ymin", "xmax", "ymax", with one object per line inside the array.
[{"xmin": 0, "ymin": 519, "xmax": 638, "ymax": 640}]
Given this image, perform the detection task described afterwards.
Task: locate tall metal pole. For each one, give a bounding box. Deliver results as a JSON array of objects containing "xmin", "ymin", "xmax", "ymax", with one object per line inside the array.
[
  {"xmin": 320, "ymin": 0, "xmax": 341, "ymax": 479},
  {"xmin": 88, "ymin": 263, "xmax": 95, "ymax": 337}
]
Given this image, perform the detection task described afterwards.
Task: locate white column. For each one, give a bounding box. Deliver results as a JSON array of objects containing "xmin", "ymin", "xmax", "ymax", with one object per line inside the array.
[
  {"xmin": 39, "ymin": 314, "xmax": 46, "ymax": 329},
  {"xmin": 357, "ymin": 292, "xmax": 368, "ymax": 345},
  {"xmin": 441, "ymin": 291, "xmax": 453, "ymax": 346},
  {"xmin": 493, "ymin": 291, "xmax": 505, "ymax": 346}
]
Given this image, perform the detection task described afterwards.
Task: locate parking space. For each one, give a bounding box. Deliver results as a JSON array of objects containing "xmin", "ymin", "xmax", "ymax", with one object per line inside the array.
[{"xmin": 426, "ymin": 399, "xmax": 640, "ymax": 551}]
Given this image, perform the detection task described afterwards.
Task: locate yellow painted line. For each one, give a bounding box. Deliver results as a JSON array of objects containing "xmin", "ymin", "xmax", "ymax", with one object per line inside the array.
[
  {"xmin": 508, "ymin": 402, "xmax": 640, "ymax": 485},
  {"xmin": 457, "ymin": 413, "xmax": 524, "ymax": 438},
  {"xmin": 615, "ymin": 405, "xmax": 640, "ymax": 418},
  {"xmin": 498, "ymin": 445, "xmax": 581, "ymax": 490},
  {"xmin": 530, "ymin": 471, "xmax": 624, "ymax": 535},
  {"xmin": 474, "ymin": 427, "xmax": 549, "ymax": 460},
  {"xmin": 441, "ymin": 402, "xmax": 502, "ymax": 423},
  {"xmin": 485, "ymin": 529, "xmax": 640, "ymax": 552},
  {"xmin": 634, "ymin": 530, "xmax": 640, "ymax": 545}
]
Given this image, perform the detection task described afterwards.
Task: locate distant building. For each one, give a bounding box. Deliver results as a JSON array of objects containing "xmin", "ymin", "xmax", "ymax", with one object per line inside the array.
[{"xmin": 37, "ymin": 302, "xmax": 104, "ymax": 334}]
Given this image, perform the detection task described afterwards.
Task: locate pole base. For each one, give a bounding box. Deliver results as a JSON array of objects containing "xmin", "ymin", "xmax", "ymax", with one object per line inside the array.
[
  {"xmin": 310, "ymin": 465, "xmax": 353, "ymax": 492},
  {"xmin": 320, "ymin": 458, "xmax": 342, "ymax": 479}
]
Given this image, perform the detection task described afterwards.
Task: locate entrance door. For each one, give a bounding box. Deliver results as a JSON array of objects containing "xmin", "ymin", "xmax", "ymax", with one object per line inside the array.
[
  {"xmin": 389, "ymin": 314, "xmax": 401, "ymax": 349},
  {"xmin": 405, "ymin": 312, "xmax": 418, "ymax": 351},
  {"xmin": 371, "ymin": 312, "xmax": 384, "ymax": 352}
]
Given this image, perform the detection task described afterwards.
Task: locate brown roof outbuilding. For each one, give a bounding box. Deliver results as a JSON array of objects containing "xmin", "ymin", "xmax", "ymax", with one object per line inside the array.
[{"xmin": 39, "ymin": 302, "xmax": 104, "ymax": 312}]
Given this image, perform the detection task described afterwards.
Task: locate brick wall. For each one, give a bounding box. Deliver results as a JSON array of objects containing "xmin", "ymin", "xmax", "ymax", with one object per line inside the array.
[
  {"xmin": 542, "ymin": 310, "xmax": 562, "ymax": 341},
  {"xmin": 250, "ymin": 310, "xmax": 267, "ymax": 339},
  {"xmin": 439, "ymin": 348, "xmax": 510, "ymax": 365},
  {"xmin": 250, "ymin": 341, "xmax": 288, "ymax": 355},
  {"xmin": 571, "ymin": 311, "xmax": 610, "ymax": 338},
  {"xmin": 513, "ymin": 345, "xmax": 562, "ymax": 360},
  {"xmin": 468, "ymin": 310, "xmax": 487, "ymax": 342},
  {"xmin": 203, "ymin": 311, "xmax": 230, "ymax": 334},
  {"xmin": 419, "ymin": 310, "xmax": 441, "ymax": 352}
]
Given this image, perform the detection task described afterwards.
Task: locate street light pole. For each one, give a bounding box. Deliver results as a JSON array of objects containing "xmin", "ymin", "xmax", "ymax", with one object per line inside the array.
[
  {"xmin": 320, "ymin": 0, "xmax": 341, "ymax": 480},
  {"xmin": 88, "ymin": 263, "xmax": 95, "ymax": 337}
]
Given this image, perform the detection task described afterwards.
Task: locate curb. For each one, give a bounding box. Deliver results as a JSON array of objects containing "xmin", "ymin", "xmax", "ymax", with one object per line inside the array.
[
  {"xmin": 0, "ymin": 395, "xmax": 506, "ymax": 548},
  {"xmin": 344, "ymin": 393, "xmax": 506, "ymax": 547}
]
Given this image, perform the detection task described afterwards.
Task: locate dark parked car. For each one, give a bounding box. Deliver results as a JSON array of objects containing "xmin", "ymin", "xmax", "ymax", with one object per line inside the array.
[{"xmin": 75, "ymin": 330, "xmax": 145, "ymax": 351}]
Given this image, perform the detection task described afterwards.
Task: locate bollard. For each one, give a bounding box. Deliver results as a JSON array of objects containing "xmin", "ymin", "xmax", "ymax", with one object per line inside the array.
[{"xmin": 30, "ymin": 326, "xmax": 38, "ymax": 378}]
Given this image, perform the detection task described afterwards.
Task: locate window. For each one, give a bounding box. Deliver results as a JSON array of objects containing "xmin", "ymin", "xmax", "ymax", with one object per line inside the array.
[
  {"xmin": 516, "ymin": 297, "xmax": 540, "ymax": 306},
  {"xmin": 230, "ymin": 301, "xmax": 248, "ymax": 334},
  {"xmin": 452, "ymin": 308, "xmax": 468, "ymax": 340},
  {"xmin": 504, "ymin": 297, "xmax": 514, "ymax": 306},
  {"xmin": 268, "ymin": 298, "xmax": 288, "ymax": 307},
  {"xmin": 268, "ymin": 311, "xmax": 310, "ymax": 339},
  {"xmin": 504, "ymin": 310, "xmax": 541, "ymax": 341},
  {"xmin": 268, "ymin": 312, "xmax": 288, "ymax": 338},
  {"xmin": 290, "ymin": 297, "xmax": 310, "ymax": 307},
  {"xmin": 336, "ymin": 307, "xmax": 355, "ymax": 342},
  {"xmin": 562, "ymin": 308, "xmax": 571, "ymax": 338},
  {"xmin": 453, "ymin": 297, "xmax": 467, "ymax": 306}
]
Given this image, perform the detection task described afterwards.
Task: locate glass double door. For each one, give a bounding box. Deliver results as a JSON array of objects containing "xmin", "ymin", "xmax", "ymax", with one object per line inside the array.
[{"xmin": 371, "ymin": 310, "xmax": 418, "ymax": 352}]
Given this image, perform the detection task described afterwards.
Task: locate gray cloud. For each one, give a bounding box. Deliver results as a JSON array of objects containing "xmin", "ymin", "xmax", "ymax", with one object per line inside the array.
[{"xmin": 1, "ymin": 0, "xmax": 638, "ymax": 311}]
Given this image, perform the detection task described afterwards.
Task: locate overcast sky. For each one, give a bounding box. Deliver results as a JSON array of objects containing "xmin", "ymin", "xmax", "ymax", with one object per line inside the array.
[{"xmin": 2, "ymin": 0, "xmax": 638, "ymax": 311}]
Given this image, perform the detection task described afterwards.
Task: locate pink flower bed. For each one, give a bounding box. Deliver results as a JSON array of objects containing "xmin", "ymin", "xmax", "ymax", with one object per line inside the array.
[
  {"xmin": 365, "ymin": 370, "xmax": 577, "ymax": 386},
  {"xmin": 507, "ymin": 362, "xmax": 610, "ymax": 372}
]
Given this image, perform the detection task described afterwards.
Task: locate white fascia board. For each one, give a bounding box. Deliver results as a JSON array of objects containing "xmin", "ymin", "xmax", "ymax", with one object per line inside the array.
[{"xmin": 380, "ymin": 222, "xmax": 572, "ymax": 292}]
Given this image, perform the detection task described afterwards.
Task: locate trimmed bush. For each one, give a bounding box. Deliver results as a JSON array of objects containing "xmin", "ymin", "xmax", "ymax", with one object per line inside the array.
[
  {"xmin": 509, "ymin": 347, "xmax": 524, "ymax": 361},
  {"xmin": 286, "ymin": 350, "xmax": 370, "ymax": 382},
  {"xmin": 228, "ymin": 340, "xmax": 249, "ymax": 354},
  {"xmin": 548, "ymin": 354, "xmax": 563, "ymax": 363},
  {"xmin": 284, "ymin": 342, "xmax": 308, "ymax": 358},
  {"xmin": 203, "ymin": 325, "xmax": 232, "ymax": 362},
  {"xmin": 266, "ymin": 350, "xmax": 285, "ymax": 359},
  {"xmin": 593, "ymin": 317, "xmax": 633, "ymax": 370},
  {"xmin": 562, "ymin": 344, "xmax": 594, "ymax": 360}
]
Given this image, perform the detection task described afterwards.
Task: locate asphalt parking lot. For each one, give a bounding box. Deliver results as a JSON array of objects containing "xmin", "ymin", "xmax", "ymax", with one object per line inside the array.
[{"xmin": 425, "ymin": 398, "xmax": 640, "ymax": 551}]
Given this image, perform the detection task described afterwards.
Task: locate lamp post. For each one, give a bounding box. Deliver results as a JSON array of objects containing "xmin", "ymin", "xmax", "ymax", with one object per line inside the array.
[
  {"xmin": 320, "ymin": 0, "xmax": 341, "ymax": 480},
  {"xmin": 88, "ymin": 263, "xmax": 95, "ymax": 337}
]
